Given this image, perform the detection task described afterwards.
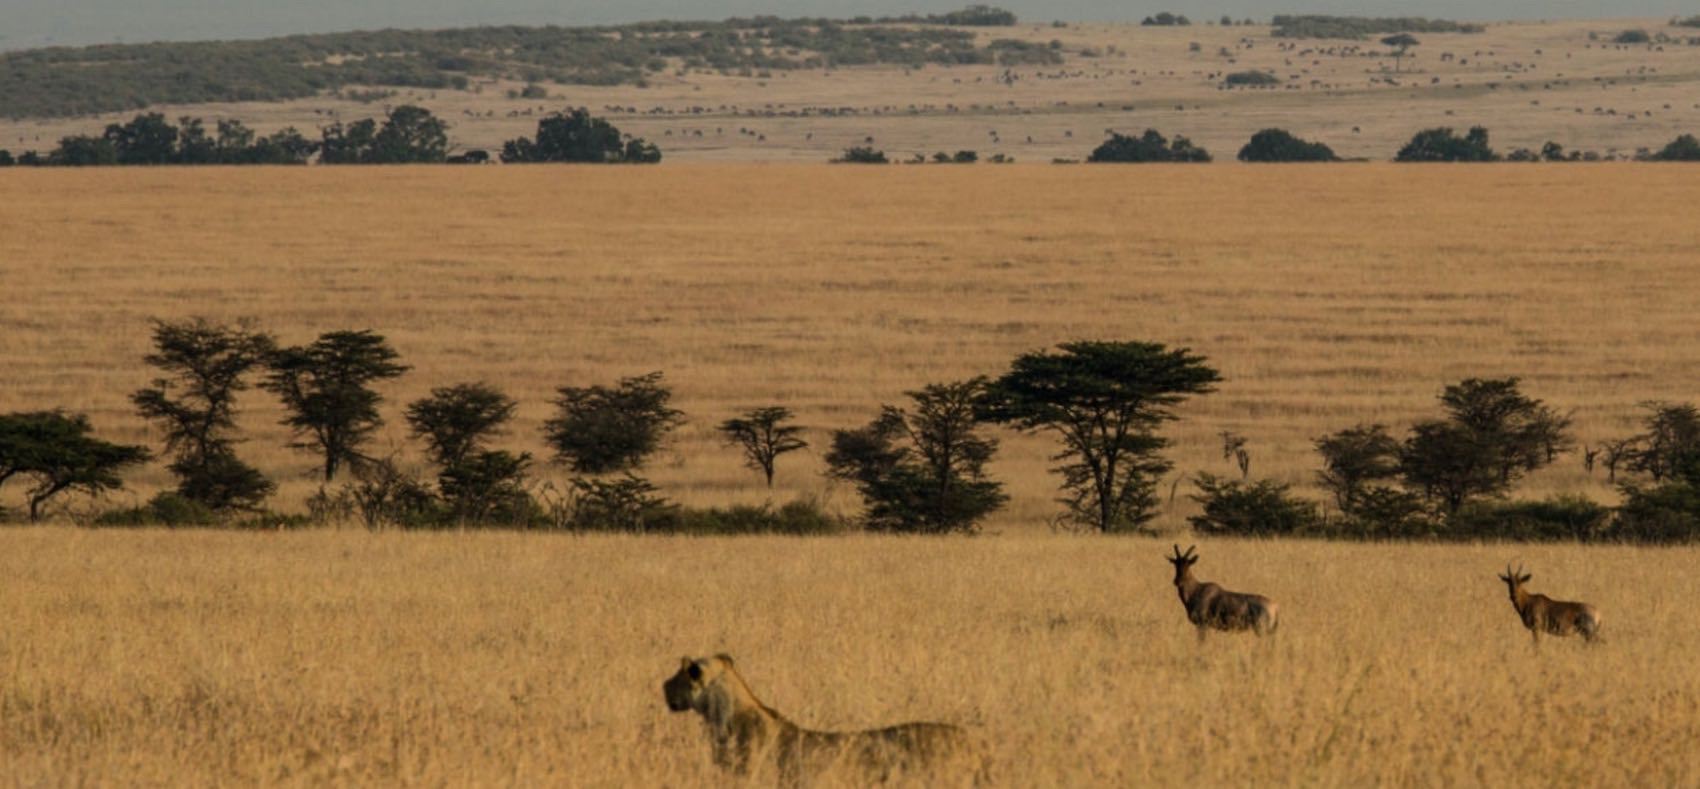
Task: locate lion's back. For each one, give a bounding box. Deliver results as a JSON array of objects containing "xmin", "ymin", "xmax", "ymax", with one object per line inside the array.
[{"xmin": 788, "ymin": 721, "xmax": 987, "ymax": 785}]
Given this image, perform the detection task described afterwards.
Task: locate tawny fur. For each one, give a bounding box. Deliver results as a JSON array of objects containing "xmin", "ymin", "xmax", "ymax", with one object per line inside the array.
[
  {"xmin": 1499, "ymin": 564, "xmax": 1601, "ymax": 645},
  {"xmin": 1167, "ymin": 545, "xmax": 1280, "ymax": 639},
  {"xmin": 663, "ymin": 654, "xmax": 987, "ymax": 786}
]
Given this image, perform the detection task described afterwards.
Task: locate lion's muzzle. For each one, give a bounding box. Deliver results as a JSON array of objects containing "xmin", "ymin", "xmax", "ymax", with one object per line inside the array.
[{"xmin": 662, "ymin": 670, "xmax": 694, "ymax": 712}]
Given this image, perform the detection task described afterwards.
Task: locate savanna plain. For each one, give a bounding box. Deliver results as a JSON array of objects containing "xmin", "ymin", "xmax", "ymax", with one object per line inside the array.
[{"xmin": 3, "ymin": 164, "xmax": 1700, "ymax": 785}]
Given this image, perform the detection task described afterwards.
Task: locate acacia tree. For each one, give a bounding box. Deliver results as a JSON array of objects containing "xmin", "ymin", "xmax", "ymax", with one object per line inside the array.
[
  {"xmin": 264, "ymin": 330, "xmax": 408, "ymax": 482},
  {"xmin": 0, "ymin": 411, "xmax": 149, "ymax": 520},
  {"xmin": 1399, "ymin": 378, "xmax": 1570, "ymax": 515},
  {"xmin": 1381, "ymin": 33, "xmax": 1418, "ymax": 72},
  {"xmin": 405, "ymin": 383, "xmax": 530, "ymax": 523},
  {"xmin": 1624, "ymin": 402, "xmax": 1700, "ymax": 482},
  {"xmin": 826, "ymin": 378, "xmax": 1005, "ymax": 534},
  {"xmin": 1314, "ymin": 424, "xmax": 1402, "ymax": 514},
  {"xmin": 981, "ymin": 341, "xmax": 1219, "ymax": 532},
  {"xmin": 719, "ymin": 406, "xmax": 807, "ymax": 488},
  {"xmin": 131, "ymin": 318, "xmax": 276, "ymax": 511},
  {"xmin": 405, "ymin": 383, "xmax": 515, "ymax": 469},
  {"xmin": 542, "ymin": 372, "xmax": 683, "ymax": 475}
]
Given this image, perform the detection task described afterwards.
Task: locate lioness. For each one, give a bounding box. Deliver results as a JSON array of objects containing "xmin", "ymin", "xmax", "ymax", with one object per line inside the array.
[{"xmin": 662, "ymin": 654, "xmax": 986, "ymax": 786}]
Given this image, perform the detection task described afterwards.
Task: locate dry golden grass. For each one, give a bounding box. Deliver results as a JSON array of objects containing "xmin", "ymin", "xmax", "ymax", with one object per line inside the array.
[
  {"xmin": 4, "ymin": 158, "xmax": 1700, "ymax": 785},
  {"xmin": 4, "ymin": 529, "xmax": 1698, "ymax": 786},
  {"xmin": 3, "ymin": 164, "xmax": 1698, "ymax": 527},
  {"xmin": 5, "ymin": 18, "xmax": 1699, "ymax": 163}
]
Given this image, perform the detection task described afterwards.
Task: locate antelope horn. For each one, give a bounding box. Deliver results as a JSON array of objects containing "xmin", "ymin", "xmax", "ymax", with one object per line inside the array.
[{"xmin": 1185, "ymin": 544, "xmax": 1197, "ymax": 559}]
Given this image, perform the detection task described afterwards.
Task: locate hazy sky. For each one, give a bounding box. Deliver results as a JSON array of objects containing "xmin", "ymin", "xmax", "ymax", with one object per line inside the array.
[{"xmin": 1, "ymin": 1, "xmax": 1687, "ymax": 50}]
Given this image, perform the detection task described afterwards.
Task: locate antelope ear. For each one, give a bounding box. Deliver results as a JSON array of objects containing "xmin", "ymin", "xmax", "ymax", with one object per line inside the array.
[
  {"xmin": 1520, "ymin": 574, "xmax": 1533, "ymax": 583},
  {"xmin": 681, "ymin": 657, "xmax": 693, "ymax": 670},
  {"xmin": 714, "ymin": 653, "xmax": 735, "ymax": 667}
]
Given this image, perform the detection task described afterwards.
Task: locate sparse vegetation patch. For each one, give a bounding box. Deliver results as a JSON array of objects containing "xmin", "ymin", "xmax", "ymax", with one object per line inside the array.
[{"xmin": 1271, "ymin": 15, "xmax": 1483, "ymax": 39}]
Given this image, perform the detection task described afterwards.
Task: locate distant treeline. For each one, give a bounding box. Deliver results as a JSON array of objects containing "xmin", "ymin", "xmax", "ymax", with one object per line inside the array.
[
  {"xmin": 10, "ymin": 114, "xmax": 1700, "ymax": 168},
  {"xmin": 830, "ymin": 126, "xmax": 1700, "ymax": 166},
  {"xmin": 0, "ymin": 8, "xmax": 1050, "ymax": 120},
  {"xmin": 0, "ymin": 106, "xmax": 660, "ymax": 166},
  {"xmin": 863, "ymin": 5, "xmax": 1018, "ymax": 26},
  {"xmin": 1271, "ymin": 15, "xmax": 1485, "ymax": 39}
]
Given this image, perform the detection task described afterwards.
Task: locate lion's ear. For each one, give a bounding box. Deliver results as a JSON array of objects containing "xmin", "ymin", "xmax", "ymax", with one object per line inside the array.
[{"xmin": 715, "ymin": 653, "xmax": 735, "ymax": 667}]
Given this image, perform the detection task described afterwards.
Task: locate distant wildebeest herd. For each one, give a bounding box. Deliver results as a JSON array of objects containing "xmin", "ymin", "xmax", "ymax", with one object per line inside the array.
[{"xmin": 662, "ymin": 545, "xmax": 1602, "ymax": 784}]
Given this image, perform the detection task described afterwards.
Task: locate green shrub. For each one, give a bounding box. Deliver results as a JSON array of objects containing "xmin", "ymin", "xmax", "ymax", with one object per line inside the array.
[
  {"xmin": 1449, "ymin": 496, "xmax": 1611, "ymax": 541},
  {"xmin": 1396, "ymin": 126, "xmax": 1498, "ymax": 162},
  {"xmin": 1649, "ymin": 134, "xmax": 1700, "ymax": 161},
  {"xmin": 877, "ymin": 6, "xmax": 1019, "ymax": 26},
  {"xmin": 1271, "ymin": 15, "xmax": 1483, "ymax": 39},
  {"xmin": 235, "ymin": 512, "xmax": 314, "ymax": 530},
  {"xmin": 501, "ymin": 108, "xmax": 662, "ymax": 164},
  {"xmin": 558, "ymin": 475, "xmax": 678, "ymax": 532},
  {"xmin": 1088, "ymin": 129, "xmax": 1212, "ymax": 163},
  {"xmin": 834, "ymin": 146, "xmax": 889, "ymax": 164},
  {"xmin": 1238, "ymin": 128, "xmax": 1338, "ymax": 161},
  {"xmin": 1614, "ymin": 483, "xmax": 1700, "ymax": 542},
  {"xmin": 987, "ymin": 39, "xmax": 1064, "ymax": 65},
  {"xmin": 1188, "ymin": 473, "xmax": 1323, "ymax": 537},
  {"xmin": 1330, "ymin": 486, "xmax": 1438, "ymax": 539},
  {"xmin": 673, "ymin": 498, "xmax": 850, "ymax": 535},
  {"xmin": 1141, "ymin": 12, "xmax": 1191, "ymax": 26},
  {"xmin": 1614, "ymin": 29, "xmax": 1651, "ymax": 44},
  {"xmin": 93, "ymin": 492, "xmax": 219, "ymax": 527},
  {"xmin": 1223, "ymin": 71, "xmax": 1281, "ymax": 87},
  {"xmin": 929, "ymin": 5, "xmax": 1019, "ymax": 26},
  {"xmin": 439, "ymin": 450, "xmax": 537, "ymax": 525},
  {"xmin": 341, "ymin": 459, "xmax": 449, "ymax": 529}
]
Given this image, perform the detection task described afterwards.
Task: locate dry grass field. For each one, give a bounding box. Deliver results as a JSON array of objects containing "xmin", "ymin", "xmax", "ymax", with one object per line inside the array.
[
  {"xmin": 5, "ymin": 18, "xmax": 1700, "ymax": 162},
  {"xmin": 3, "ymin": 164, "xmax": 1699, "ymax": 527},
  {"xmin": 5, "ymin": 155, "xmax": 1700, "ymax": 786},
  {"xmin": 4, "ymin": 529, "xmax": 1699, "ymax": 786}
]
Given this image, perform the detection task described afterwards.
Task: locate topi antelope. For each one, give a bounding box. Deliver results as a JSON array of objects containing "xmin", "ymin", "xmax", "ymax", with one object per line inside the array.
[
  {"xmin": 1167, "ymin": 544, "xmax": 1279, "ymax": 640},
  {"xmin": 1498, "ymin": 564, "xmax": 1601, "ymax": 645}
]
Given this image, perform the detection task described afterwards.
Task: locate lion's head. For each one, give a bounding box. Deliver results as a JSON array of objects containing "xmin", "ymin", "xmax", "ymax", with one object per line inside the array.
[{"xmin": 663, "ymin": 654, "xmax": 735, "ymax": 713}]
